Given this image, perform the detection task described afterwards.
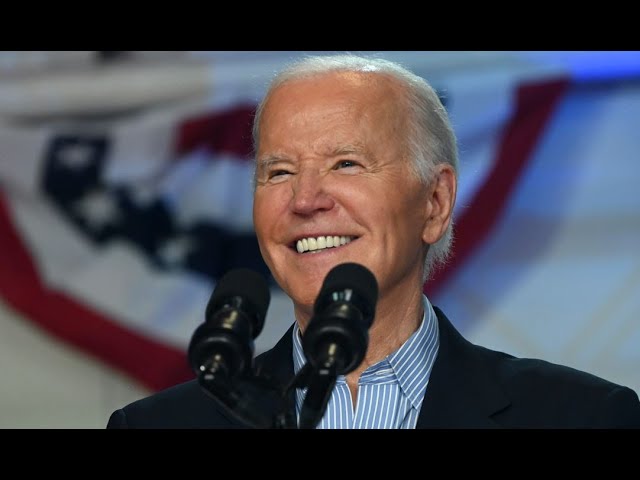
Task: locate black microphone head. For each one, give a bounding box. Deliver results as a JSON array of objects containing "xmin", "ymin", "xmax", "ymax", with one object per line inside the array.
[
  {"xmin": 299, "ymin": 263, "xmax": 378, "ymax": 426},
  {"xmin": 302, "ymin": 262, "xmax": 378, "ymax": 375},
  {"xmin": 314, "ymin": 262, "xmax": 378, "ymax": 327},
  {"xmin": 189, "ymin": 268, "xmax": 270, "ymax": 381},
  {"xmin": 206, "ymin": 268, "xmax": 270, "ymax": 338}
]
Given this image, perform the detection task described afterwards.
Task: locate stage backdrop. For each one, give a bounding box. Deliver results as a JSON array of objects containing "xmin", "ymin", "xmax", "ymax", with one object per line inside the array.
[{"xmin": 0, "ymin": 51, "xmax": 638, "ymax": 427}]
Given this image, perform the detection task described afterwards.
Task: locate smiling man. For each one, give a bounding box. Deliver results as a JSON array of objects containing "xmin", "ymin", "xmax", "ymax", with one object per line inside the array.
[
  {"xmin": 107, "ymin": 54, "xmax": 640, "ymax": 429},
  {"xmin": 252, "ymin": 65, "xmax": 456, "ymax": 411}
]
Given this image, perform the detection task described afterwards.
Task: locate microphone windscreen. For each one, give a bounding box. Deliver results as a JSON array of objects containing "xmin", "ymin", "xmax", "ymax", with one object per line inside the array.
[
  {"xmin": 206, "ymin": 268, "xmax": 271, "ymax": 324},
  {"xmin": 317, "ymin": 262, "xmax": 378, "ymax": 316}
]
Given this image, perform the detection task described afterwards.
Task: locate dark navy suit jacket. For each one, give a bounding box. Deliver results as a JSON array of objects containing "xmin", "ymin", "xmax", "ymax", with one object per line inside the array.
[{"xmin": 107, "ymin": 307, "xmax": 640, "ymax": 428}]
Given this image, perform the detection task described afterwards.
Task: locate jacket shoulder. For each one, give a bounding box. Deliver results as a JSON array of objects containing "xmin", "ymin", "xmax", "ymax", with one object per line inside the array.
[
  {"xmin": 485, "ymin": 347, "xmax": 640, "ymax": 427},
  {"xmin": 107, "ymin": 379, "xmax": 239, "ymax": 429}
]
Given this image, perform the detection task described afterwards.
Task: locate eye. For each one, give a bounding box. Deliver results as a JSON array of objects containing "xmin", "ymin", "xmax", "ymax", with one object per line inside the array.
[
  {"xmin": 265, "ymin": 169, "xmax": 292, "ymax": 183},
  {"xmin": 270, "ymin": 169, "xmax": 291, "ymax": 177},
  {"xmin": 334, "ymin": 160, "xmax": 359, "ymax": 170}
]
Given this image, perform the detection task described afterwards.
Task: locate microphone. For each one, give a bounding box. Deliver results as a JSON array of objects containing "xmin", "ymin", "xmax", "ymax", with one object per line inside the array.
[
  {"xmin": 299, "ymin": 262, "xmax": 378, "ymax": 428},
  {"xmin": 188, "ymin": 268, "xmax": 270, "ymax": 382}
]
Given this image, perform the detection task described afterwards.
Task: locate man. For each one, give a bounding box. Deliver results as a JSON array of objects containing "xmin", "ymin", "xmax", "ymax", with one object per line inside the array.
[{"xmin": 107, "ymin": 54, "xmax": 640, "ymax": 428}]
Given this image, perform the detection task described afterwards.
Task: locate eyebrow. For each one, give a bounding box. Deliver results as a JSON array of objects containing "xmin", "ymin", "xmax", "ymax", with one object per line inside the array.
[
  {"xmin": 256, "ymin": 154, "xmax": 291, "ymax": 172},
  {"xmin": 329, "ymin": 144, "xmax": 367, "ymax": 157}
]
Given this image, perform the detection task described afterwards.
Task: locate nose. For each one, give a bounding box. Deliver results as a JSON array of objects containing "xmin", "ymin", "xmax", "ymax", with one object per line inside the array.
[{"xmin": 289, "ymin": 169, "xmax": 335, "ymax": 215}]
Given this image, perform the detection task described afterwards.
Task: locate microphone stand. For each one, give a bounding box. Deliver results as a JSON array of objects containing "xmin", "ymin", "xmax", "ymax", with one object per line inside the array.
[
  {"xmin": 195, "ymin": 364, "xmax": 296, "ymax": 429},
  {"xmin": 292, "ymin": 349, "xmax": 344, "ymax": 429},
  {"xmin": 195, "ymin": 358, "xmax": 338, "ymax": 429}
]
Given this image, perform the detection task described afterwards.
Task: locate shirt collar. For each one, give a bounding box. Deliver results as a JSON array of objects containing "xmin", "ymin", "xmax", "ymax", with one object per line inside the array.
[{"xmin": 387, "ymin": 295, "xmax": 439, "ymax": 409}]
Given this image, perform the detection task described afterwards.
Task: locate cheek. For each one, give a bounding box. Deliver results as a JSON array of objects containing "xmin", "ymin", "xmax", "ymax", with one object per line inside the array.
[
  {"xmin": 252, "ymin": 206, "xmax": 266, "ymax": 239},
  {"xmin": 381, "ymin": 192, "xmax": 427, "ymax": 246},
  {"xmin": 254, "ymin": 190, "xmax": 280, "ymax": 228},
  {"xmin": 253, "ymin": 189, "xmax": 289, "ymax": 251},
  {"xmin": 253, "ymin": 199, "xmax": 274, "ymax": 258}
]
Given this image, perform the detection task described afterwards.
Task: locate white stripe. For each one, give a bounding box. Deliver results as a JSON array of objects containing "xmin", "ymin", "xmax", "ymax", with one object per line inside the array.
[
  {"xmin": 381, "ymin": 385, "xmax": 392, "ymax": 428},
  {"xmin": 354, "ymin": 387, "xmax": 365, "ymax": 429},
  {"xmin": 161, "ymin": 151, "xmax": 256, "ymax": 233},
  {"xmin": 402, "ymin": 325, "xmax": 436, "ymax": 398},
  {"xmin": 0, "ymin": 122, "xmax": 52, "ymax": 196}
]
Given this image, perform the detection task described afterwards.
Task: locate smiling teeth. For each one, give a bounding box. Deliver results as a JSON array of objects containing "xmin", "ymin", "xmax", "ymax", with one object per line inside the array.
[{"xmin": 296, "ymin": 235, "xmax": 353, "ymax": 253}]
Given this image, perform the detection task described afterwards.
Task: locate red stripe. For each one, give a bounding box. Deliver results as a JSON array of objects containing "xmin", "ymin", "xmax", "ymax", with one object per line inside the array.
[
  {"xmin": 0, "ymin": 195, "xmax": 193, "ymax": 391},
  {"xmin": 174, "ymin": 104, "xmax": 256, "ymax": 158},
  {"xmin": 424, "ymin": 77, "xmax": 570, "ymax": 296}
]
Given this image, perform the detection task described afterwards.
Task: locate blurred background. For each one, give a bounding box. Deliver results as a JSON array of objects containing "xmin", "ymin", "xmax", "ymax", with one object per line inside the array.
[{"xmin": 0, "ymin": 51, "xmax": 638, "ymax": 428}]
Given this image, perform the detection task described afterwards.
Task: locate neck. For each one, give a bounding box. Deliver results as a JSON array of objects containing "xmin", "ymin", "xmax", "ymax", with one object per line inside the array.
[{"xmin": 345, "ymin": 285, "xmax": 424, "ymax": 384}]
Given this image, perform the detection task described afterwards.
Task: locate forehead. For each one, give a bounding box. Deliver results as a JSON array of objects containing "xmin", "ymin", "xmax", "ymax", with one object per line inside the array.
[
  {"xmin": 259, "ymin": 72, "xmax": 407, "ymax": 146},
  {"xmin": 271, "ymin": 72, "xmax": 405, "ymax": 115}
]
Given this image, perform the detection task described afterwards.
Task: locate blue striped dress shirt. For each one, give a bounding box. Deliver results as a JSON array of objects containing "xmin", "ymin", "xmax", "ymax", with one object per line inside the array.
[{"xmin": 292, "ymin": 295, "xmax": 440, "ymax": 429}]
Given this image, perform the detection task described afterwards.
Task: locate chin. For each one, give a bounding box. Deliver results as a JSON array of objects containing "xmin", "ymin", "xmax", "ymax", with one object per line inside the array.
[
  {"xmin": 290, "ymin": 281, "xmax": 323, "ymax": 308},
  {"xmin": 277, "ymin": 276, "xmax": 321, "ymax": 310}
]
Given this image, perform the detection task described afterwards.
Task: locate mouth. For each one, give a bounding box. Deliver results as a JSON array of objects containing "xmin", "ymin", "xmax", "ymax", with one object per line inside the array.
[{"xmin": 289, "ymin": 235, "xmax": 358, "ymax": 254}]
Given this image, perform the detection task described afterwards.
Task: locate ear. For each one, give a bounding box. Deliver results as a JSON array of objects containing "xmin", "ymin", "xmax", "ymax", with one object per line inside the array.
[{"xmin": 422, "ymin": 164, "xmax": 457, "ymax": 245}]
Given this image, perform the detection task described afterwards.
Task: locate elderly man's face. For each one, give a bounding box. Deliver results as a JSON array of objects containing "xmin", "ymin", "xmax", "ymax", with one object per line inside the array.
[{"xmin": 253, "ymin": 72, "xmax": 438, "ymax": 323}]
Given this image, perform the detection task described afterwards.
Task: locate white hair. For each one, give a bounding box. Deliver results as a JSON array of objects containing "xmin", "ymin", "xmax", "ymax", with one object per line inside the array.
[{"xmin": 252, "ymin": 54, "xmax": 459, "ymax": 280}]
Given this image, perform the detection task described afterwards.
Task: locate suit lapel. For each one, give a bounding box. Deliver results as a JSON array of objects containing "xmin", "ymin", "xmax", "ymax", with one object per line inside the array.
[
  {"xmin": 254, "ymin": 323, "xmax": 296, "ymax": 388},
  {"xmin": 416, "ymin": 308, "xmax": 511, "ymax": 428},
  {"xmin": 251, "ymin": 323, "xmax": 298, "ymax": 427}
]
